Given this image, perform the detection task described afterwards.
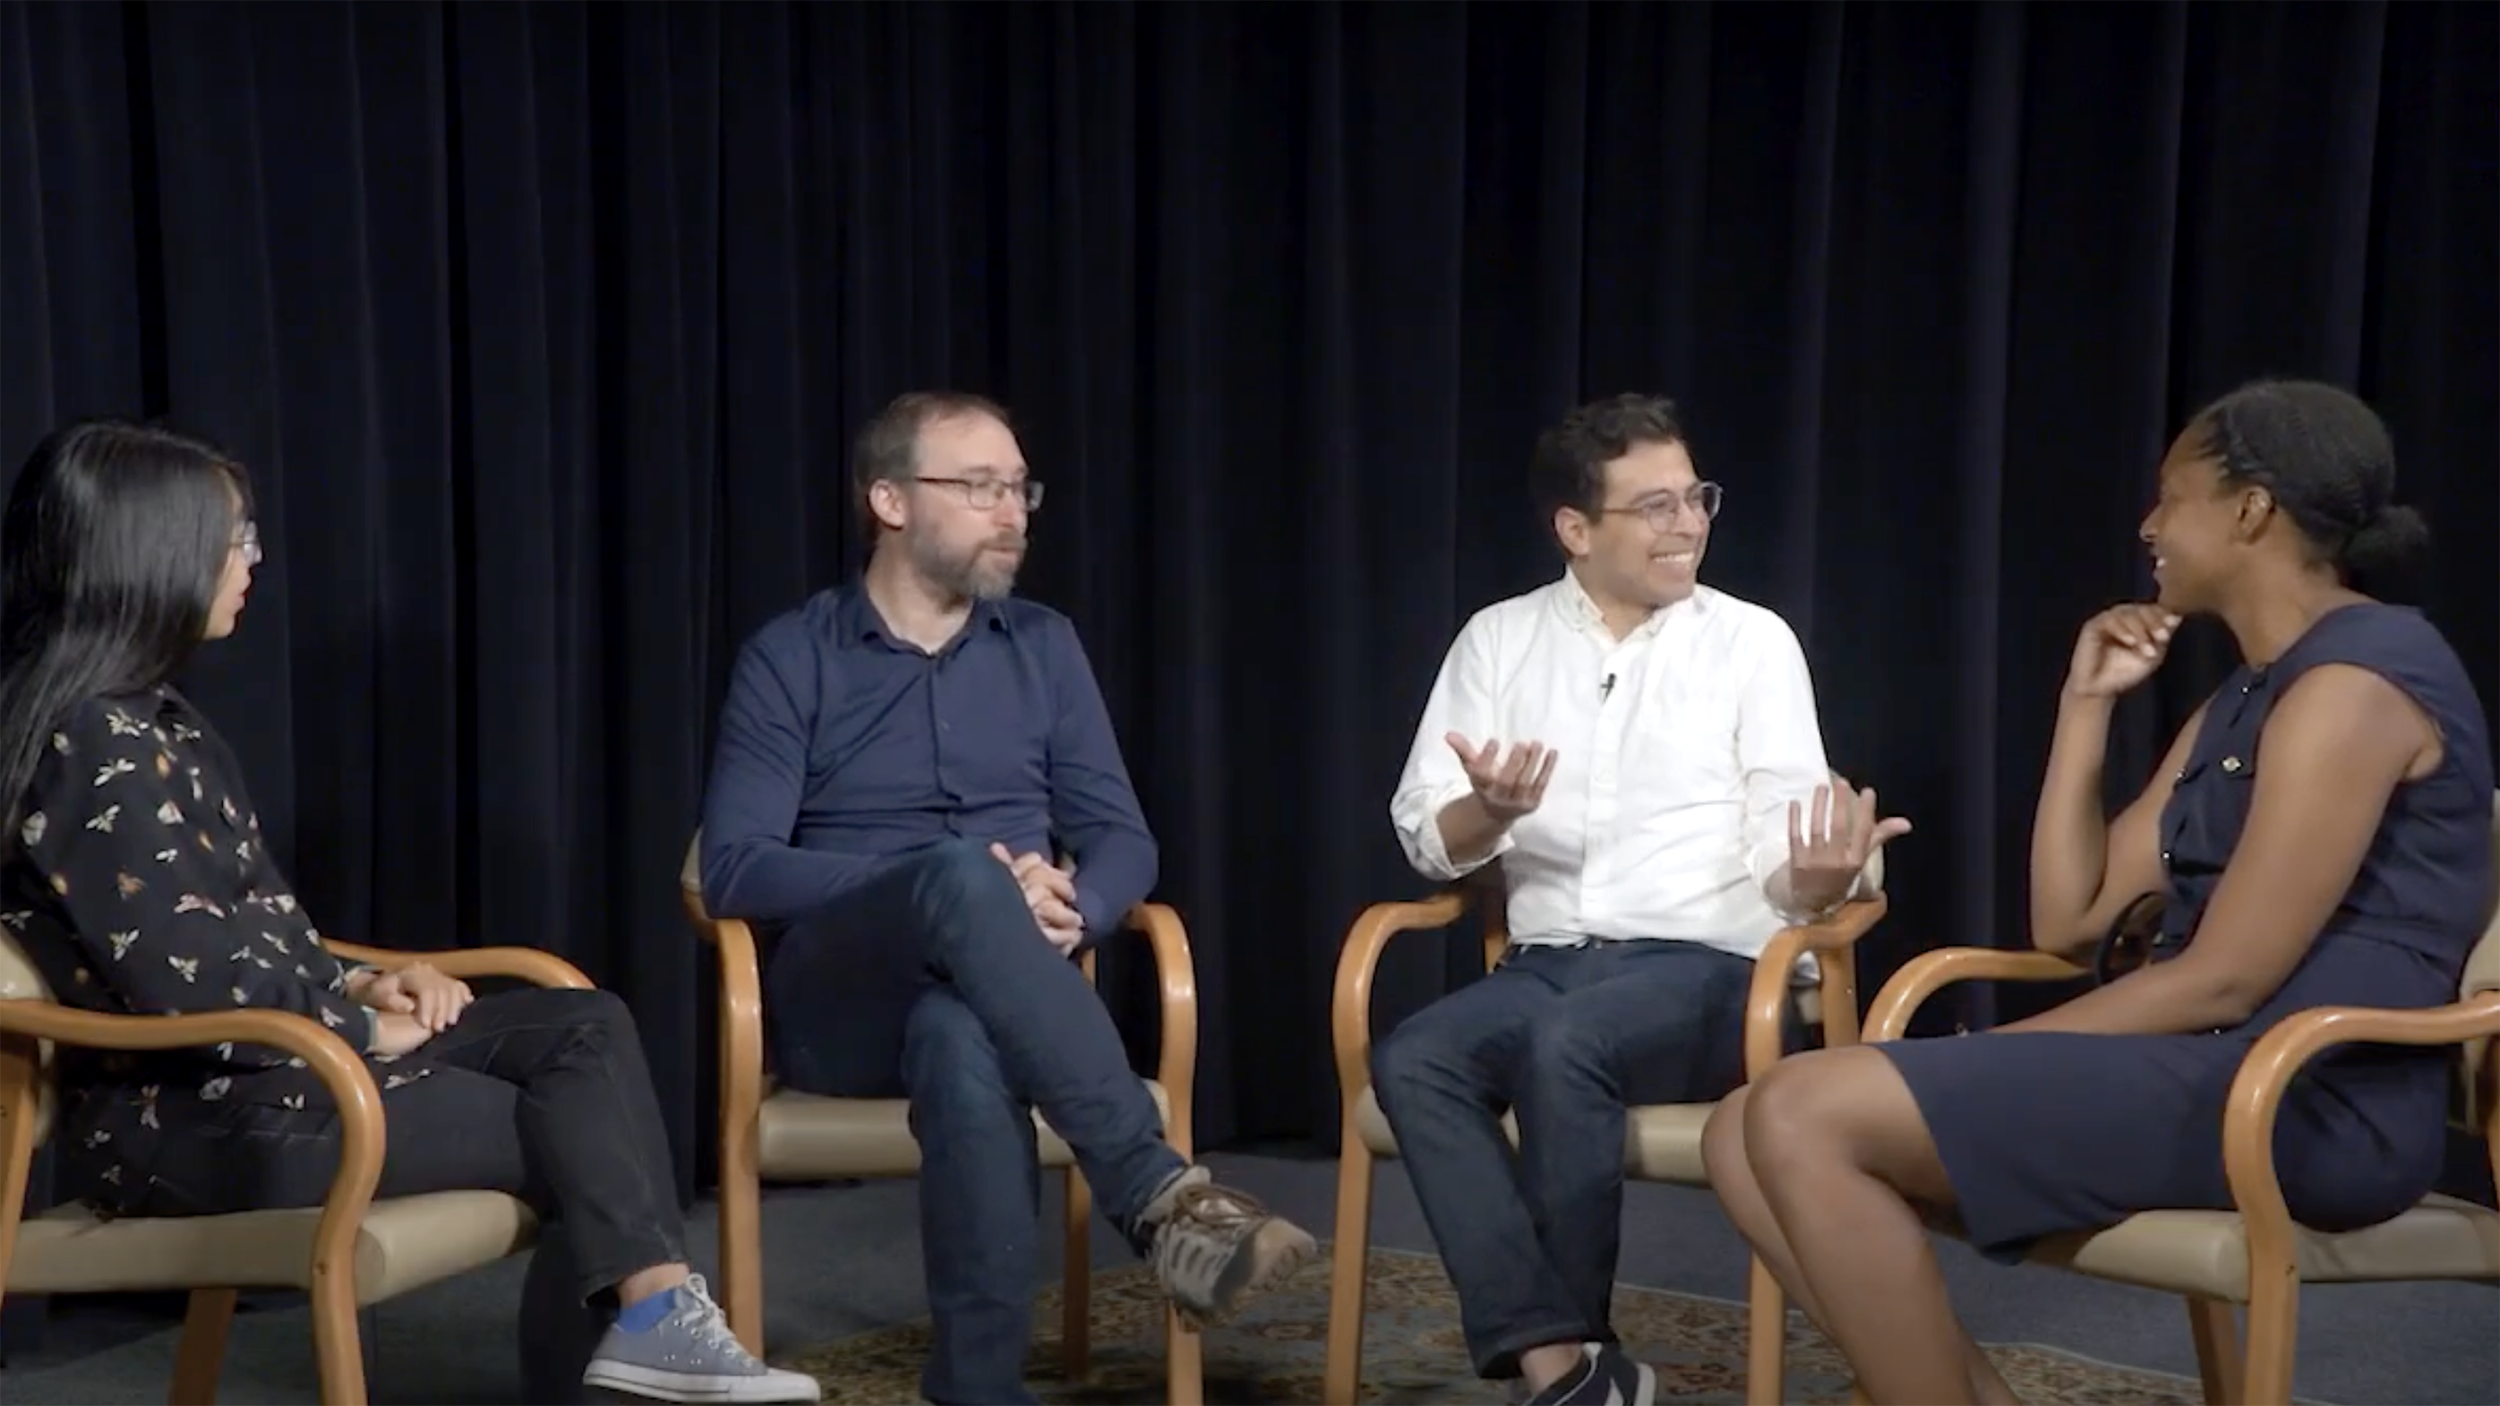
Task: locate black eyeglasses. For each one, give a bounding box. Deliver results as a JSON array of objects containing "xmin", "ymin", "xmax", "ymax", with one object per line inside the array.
[
  {"xmin": 909, "ymin": 476, "xmax": 1046, "ymax": 512},
  {"xmin": 1600, "ymin": 481, "xmax": 1723, "ymax": 532}
]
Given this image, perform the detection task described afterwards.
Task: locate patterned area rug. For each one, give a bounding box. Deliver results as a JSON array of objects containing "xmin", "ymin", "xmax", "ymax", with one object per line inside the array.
[{"xmin": 778, "ymin": 1244, "xmax": 2224, "ymax": 1404}]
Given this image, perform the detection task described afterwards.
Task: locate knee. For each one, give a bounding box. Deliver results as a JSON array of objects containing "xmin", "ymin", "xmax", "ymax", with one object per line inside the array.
[
  {"xmin": 905, "ymin": 838, "xmax": 1028, "ymax": 933},
  {"xmin": 1740, "ymin": 1053, "xmax": 1851, "ymax": 1173},
  {"xmin": 1369, "ymin": 1025, "xmax": 1447, "ymax": 1108},
  {"xmin": 522, "ymin": 985, "xmax": 636, "ymax": 1044},
  {"xmin": 1700, "ymin": 1084, "xmax": 1752, "ymax": 1184}
]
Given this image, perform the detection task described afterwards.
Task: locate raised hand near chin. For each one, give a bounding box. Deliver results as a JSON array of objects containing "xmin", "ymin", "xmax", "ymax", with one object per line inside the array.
[{"xmin": 2066, "ymin": 603, "xmax": 2181, "ymax": 699}]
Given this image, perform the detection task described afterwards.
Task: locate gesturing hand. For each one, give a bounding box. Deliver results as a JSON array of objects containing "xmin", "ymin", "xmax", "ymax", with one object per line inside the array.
[
  {"xmin": 359, "ymin": 962, "xmax": 474, "ymax": 1033},
  {"xmin": 1787, "ymin": 776, "xmax": 1912, "ymax": 913},
  {"xmin": 990, "ymin": 843, "xmax": 1085, "ymax": 957},
  {"xmin": 1445, "ymin": 733, "xmax": 1559, "ymax": 823},
  {"xmin": 2065, "ymin": 603, "xmax": 2180, "ymax": 699}
]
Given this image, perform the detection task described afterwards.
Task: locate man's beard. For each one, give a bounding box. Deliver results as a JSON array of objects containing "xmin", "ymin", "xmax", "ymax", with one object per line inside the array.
[{"xmin": 908, "ymin": 528, "xmax": 1024, "ymax": 604}]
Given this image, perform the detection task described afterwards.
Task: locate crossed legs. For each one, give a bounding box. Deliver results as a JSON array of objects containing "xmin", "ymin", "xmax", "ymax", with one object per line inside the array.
[{"xmin": 1700, "ymin": 1046, "xmax": 2017, "ymax": 1405}]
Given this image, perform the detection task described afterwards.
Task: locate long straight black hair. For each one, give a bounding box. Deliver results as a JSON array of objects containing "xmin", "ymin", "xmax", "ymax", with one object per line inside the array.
[{"xmin": 1, "ymin": 420, "xmax": 249, "ymax": 850}]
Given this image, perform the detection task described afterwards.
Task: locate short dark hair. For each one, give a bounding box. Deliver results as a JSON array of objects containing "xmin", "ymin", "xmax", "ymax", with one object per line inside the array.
[
  {"xmin": 2189, "ymin": 378, "xmax": 2429, "ymax": 599},
  {"xmin": 849, "ymin": 390, "xmax": 1012, "ymax": 541},
  {"xmin": 1528, "ymin": 393, "xmax": 1686, "ymax": 535}
]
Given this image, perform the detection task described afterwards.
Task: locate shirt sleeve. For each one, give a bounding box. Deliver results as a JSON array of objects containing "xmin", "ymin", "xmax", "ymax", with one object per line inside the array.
[
  {"xmin": 1732, "ymin": 615, "xmax": 1864, "ymax": 919},
  {"xmin": 16, "ymin": 701, "xmax": 376, "ymax": 1059},
  {"xmin": 1042, "ymin": 616, "xmax": 1158, "ymax": 942},
  {"xmin": 699, "ymin": 620, "xmax": 900, "ymax": 920},
  {"xmin": 1389, "ymin": 611, "xmax": 1510, "ymax": 882}
]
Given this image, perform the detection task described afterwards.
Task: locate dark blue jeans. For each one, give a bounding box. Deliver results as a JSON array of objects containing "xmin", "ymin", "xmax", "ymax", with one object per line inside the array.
[
  {"xmin": 765, "ymin": 838, "xmax": 1186, "ymax": 1406},
  {"xmin": 1370, "ymin": 938, "xmax": 1789, "ymax": 1380}
]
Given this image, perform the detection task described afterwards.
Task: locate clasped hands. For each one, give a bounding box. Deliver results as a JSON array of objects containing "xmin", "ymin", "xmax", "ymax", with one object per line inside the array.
[
  {"xmin": 349, "ymin": 961, "xmax": 474, "ymax": 1057},
  {"xmin": 989, "ymin": 842, "xmax": 1085, "ymax": 956}
]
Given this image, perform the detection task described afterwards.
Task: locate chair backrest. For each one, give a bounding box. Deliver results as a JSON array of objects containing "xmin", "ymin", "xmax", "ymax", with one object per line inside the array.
[{"xmin": 0, "ymin": 929, "xmax": 60, "ymax": 1148}]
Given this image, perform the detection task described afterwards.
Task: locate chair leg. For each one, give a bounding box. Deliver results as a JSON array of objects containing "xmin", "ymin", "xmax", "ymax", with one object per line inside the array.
[
  {"xmin": 309, "ymin": 1273, "xmax": 368, "ymax": 1405},
  {"xmin": 2241, "ymin": 1275, "xmax": 2298, "ymax": 1406},
  {"xmin": 2186, "ymin": 1296, "xmax": 2245, "ymax": 1404},
  {"xmin": 1163, "ymin": 1304, "xmax": 1205, "ymax": 1406},
  {"xmin": 1322, "ymin": 1136, "xmax": 1377, "ymax": 1406},
  {"xmin": 167, "ymin": 1288, "xmax": 237, "ymax": 1404},
  {"xmin": 719, "ymin": 1161, "xmax": 766, "ymax": 1357},
  {"xmin": 1744, "ymin": 1254, "xmax": 1786, "ymax": 1406},
  {"xmin": 1062, "ymin": 1167, "xmax": 1093, "ymax": 1382}
]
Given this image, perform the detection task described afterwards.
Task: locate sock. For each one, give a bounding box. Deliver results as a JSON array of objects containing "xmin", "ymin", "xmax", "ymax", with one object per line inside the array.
[
  {"xmin": 1532, "ymin": 1349, "xmax": 1596, "ymax": 1402},
  {"xmin": 614, "ymin": 1285, "xmax": 679, "ymax": 1333}
]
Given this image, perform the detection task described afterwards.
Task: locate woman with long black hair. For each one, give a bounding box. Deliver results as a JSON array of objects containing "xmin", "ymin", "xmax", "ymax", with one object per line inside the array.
[{"xmin": 0, "ymin": 420, "xmax": 820, "ymax": 1404}]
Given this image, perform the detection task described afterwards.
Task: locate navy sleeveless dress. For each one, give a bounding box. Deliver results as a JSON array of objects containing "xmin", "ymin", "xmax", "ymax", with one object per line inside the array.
[{"xmin": 1881, "ymin": 602, "xmax": 2498, "ymax": 1260}]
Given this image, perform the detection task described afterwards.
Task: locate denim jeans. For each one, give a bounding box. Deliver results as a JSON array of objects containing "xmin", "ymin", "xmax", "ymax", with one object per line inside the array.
[
  {"xmin": 765, "ymin": 838, "xmax": 1186, "ymax": 1406},
  {"xmin": 1370, "ymin": 938, "xmax": 1795, "ymax": 1380},
  {"xmin": 107, "ymin": 986, "xmax": 690, "ymax": 1402}
]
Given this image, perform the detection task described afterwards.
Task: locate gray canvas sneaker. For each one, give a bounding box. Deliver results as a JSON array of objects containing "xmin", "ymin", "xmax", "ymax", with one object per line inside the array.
[
  {"xmin": 1138, "ymin": 1164, "xmax": 1318, "ymax": 1328},
  {"xmin": 581, "ymin": 1274, "xmax": 823, "ymax": 1403}
]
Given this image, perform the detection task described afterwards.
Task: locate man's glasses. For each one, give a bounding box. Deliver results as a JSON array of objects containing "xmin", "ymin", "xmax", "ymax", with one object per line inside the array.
[
  {"xmin": 910, "ymin": 476, "xmax": 1046, "ymax": 512},
  {"xmin": 1600, "ymin": 482, "xmax": 1723, "ymax": 533}
]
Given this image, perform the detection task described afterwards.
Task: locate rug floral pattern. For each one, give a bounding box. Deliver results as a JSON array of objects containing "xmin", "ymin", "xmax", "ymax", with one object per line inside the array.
[{"xmin": 778, "ymin": 1244, "xmax": 2224, "ymax": 1404}]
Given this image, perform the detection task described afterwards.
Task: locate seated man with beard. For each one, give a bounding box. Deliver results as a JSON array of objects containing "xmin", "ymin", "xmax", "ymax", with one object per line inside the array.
[{"xmin": 697, "ymin": 391, "xmax": 1315, "ymax": 1406}]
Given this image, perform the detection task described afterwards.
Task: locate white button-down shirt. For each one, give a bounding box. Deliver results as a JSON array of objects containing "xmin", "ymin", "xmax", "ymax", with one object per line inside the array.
[{"xmin": 1390, "ymin": 572, "xmax": 1846, "ymax": 963}]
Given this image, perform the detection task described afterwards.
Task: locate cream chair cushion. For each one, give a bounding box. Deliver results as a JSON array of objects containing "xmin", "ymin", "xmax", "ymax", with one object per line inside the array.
[
  {"xmin": 11, "ymin": 1191, "xmax": 537, "ymax": 1305},
  {"xmin": 759, "ymin": 1081, "xmax": 1174, "ymax": 1180},
  {"xmin": 2008, "ymin": 1195, "xmax": 2500, "ymax": 1300},
  {"xmin": 2, "ymin": 933, "xmax": 538, "ymax": 1305}
]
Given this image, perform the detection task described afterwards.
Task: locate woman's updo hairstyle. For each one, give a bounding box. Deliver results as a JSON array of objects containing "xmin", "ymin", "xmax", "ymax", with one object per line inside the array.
[{"xmin": 2191, "ymin": 378, "xmax": 2430, "ymax": 600}]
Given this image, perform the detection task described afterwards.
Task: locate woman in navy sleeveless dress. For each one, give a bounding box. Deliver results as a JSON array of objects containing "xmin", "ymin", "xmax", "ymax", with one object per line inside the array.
[{"xmin": 1697, "ymin": 380, "xmax": 2498, "ymax": 1405}]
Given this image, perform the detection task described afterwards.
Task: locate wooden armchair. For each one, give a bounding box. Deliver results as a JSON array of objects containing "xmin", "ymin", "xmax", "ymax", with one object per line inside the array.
[
  {"xmin": 1322, "ymin": 854, "xmax": 1890, "ymax": 1405},
  {"xmin": 1765, "ymin": 793, "xmax": 2500, "ymax": 1406},
  {"xmin": 678, "ymin": 834, "xmax": 1207, "ymax": 1405},
  {"xmin": 0, "ymin": 931, "xmax": 592, "ymax": 1404}
]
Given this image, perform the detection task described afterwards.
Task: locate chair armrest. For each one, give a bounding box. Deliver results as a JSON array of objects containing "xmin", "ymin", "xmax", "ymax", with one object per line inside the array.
[
  {"xmin": 1865, "ymin": 947, "xmax": 2091, "ymax": 1041},
  {"xmin": 0, "ymin": 1002, "xmax": 385, "ymax": 1286},
  {"xmin": 1086, "ymin": 903, "xmax": 1201, "ymax": 1158},
  {"xmin": 1748, "ymin": 893, "xmax": 1889, "ymax": 1076},
  {"xmin": 324, "ymin": 940, "xmax": 594, "ymax": 991},
  {"xmin": 2223, "ymin": 993, "xmax": 2500, "ymax": 1276},
  {"xmin": 1331, "ymin": 890, "xmax": 1475, "ymax": 1106}
]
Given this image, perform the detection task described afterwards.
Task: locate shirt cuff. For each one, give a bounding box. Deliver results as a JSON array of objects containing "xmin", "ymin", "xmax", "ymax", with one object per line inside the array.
[
  {"xmin": 1411, "ymin": 784, "xmax": 1512, "ymax": 880},
  {"xmin": 1074, "ymin": 882, "xmax": 1117, "ymax": 944}
]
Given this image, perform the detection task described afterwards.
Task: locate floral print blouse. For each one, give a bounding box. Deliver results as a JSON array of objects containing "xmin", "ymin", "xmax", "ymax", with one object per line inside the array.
[{"xmin": 0, "ymin": 686, "xmax": 436, "ymax": 1215}]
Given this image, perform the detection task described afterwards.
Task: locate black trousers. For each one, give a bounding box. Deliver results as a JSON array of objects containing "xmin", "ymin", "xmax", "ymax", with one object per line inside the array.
[{"xmin": 124, "ymin": 987, "xmax": 688, "ymax": 1398}]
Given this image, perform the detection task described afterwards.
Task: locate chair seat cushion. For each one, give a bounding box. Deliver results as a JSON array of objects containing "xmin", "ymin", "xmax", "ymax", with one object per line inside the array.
[
  {"xmin": 1350, "ymin": 1086, "xmax": 1714, "ymax": 1184},
  {"xmin": 757, "ymin": 1078, "xmax": 1173, "ymax": 1180},
  {"xmin": 9, "ymin": 1190, "xmax": 536, "ymax": 1305},
  {"xmin": 2008, "ymin": 1194, "xmax": 2500, "ymax": 1298}
]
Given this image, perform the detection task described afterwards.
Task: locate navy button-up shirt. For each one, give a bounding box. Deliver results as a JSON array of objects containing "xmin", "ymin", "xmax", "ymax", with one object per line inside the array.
[{"xmin": 698, "ymin": 584, "xmax": 1158, "ymax": 941}]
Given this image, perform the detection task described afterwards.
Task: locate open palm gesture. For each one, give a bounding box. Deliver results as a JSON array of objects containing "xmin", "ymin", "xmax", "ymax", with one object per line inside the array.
[
  {"xmin": 1445, "ymin": 733, "xmax": 1558, "ymax": 823},
  {"xmin": 1787, "ymin": 775, "xmax": 1911, "ymax": 912}
]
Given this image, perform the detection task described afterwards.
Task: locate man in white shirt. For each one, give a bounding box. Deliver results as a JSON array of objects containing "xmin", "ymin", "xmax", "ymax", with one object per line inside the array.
[{"xmin": 1376, "ymin": 393, "xmax": 1907, "ymax": 1406}]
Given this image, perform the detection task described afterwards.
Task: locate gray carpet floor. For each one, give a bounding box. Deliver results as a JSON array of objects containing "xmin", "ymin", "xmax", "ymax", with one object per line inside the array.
[{"xmin": 3, "ymin": 1149, "xmax": 2493, "ymax": 1403}]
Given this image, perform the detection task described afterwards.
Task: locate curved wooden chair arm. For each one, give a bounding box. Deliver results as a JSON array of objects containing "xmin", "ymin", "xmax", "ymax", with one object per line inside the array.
[
  {"xmin": 0, "ymin": 1001, "xmax": 386, "ymax": 1294},
  {"xmin": 2223, "ymin": 992, "xmax": 2500, "ymax": 1279},
  {"xmin": 324, "ymin": 939, "xmax": 594, "ymax": 991},
  {"xmin": 1331, "ymin": 890, "xmax": 1475, "ymax": 1103},
  {"xmin": 1748, "ymin": 894, "xmax": 1889, "ymax": 1075},
  {"xmin": 1866, "ymin": 947, "xmax": 2091, "ymax": 1041},
  {"xmin": 1089, "ymin": 902, "xmax": 1200, "ymax": 1158}
]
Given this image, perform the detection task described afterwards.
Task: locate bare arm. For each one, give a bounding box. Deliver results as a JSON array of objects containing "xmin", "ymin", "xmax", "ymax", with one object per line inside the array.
[
  {"xmin": 2008, "ymin": 665, "xmax": 2435, "ymax": 1035},
  {"xmin": 2027, "ymin": 690, "xmax": 2209, "ymax": 960}
]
